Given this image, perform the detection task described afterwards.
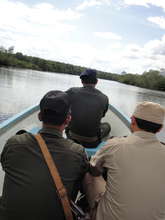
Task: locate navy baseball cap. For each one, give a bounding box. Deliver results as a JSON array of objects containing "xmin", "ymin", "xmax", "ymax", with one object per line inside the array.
[
  {"xmin": 80, "ymin": 69, "xmax": 97, "ymax": 78},
  {"xmin": 40, "ymin": 90, "xmax": 70, "ymax": 118}
]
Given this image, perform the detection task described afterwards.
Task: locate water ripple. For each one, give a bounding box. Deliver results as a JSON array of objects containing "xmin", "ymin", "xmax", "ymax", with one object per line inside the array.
[{"xmin": 0, "ymin": 113, "xmax": 13, "ymax": 123}]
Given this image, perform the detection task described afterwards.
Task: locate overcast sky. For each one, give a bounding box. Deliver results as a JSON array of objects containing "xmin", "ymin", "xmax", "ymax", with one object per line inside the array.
[{"xmin": 0, "ymin": 0, "xmax": 165, "ymax": 74}]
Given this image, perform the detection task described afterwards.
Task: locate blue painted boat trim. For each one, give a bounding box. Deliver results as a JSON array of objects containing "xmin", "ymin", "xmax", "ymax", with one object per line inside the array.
[
  {"xmin": 85, "ymin": 141, "xmax": 107, "ymax": 157},
  {"xmin": 0, "ymin": 104, "xmax": 130, "ymax": 139},
  {"xmin": 0, "ymin": 105, "xmax": 39, "ymax": 135}
]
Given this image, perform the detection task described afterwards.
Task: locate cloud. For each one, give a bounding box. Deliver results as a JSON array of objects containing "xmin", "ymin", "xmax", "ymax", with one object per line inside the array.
[
  {"xmin": 148, "ymin": 16, "xmax": 165, "ymax": 29},
  {"xmin": 123, "ymin": 0, "xmax": 150, "ymax": 7},
  {"xmin": 76, "ymin": 0, "xmax": 102, "ymax": 11},
  {"xmin": 0, "ymin": 0, "xmax": 83, "ymax": 55},
  {"xmin": 32, "ymin": 3, "xmax": 82, "ymax": 22},
  {"xmin": 1, "ymin": 0, "xmax": 165, "ymax": 75},
  {"xmin": 123, "ymin": 38, "xmax": 165, "ymax": 73},
  {"xmin": 0, "ymin": 0, "xmax": 101, "ymax": 69},
  {"xmin": 144, "ymin": 36, "xmax": 165, "ymax": 56},
  {"xmin": 0, "ymin": 0, "xmax": 81, "ymax": 34},
  {"xmin": 90, "ymin": 36, "xmax": 165, "ymax": 74},
  {"xmin": 76, "ymin": 0, "xmax": 111, "ymax": 11},
  {"xmin": 94, "ymin": 32, "xmax": 122, "ymax": 40},
  {"xmin": 123, "ymin": 0, "xmax": 165, "ymax": 11}
]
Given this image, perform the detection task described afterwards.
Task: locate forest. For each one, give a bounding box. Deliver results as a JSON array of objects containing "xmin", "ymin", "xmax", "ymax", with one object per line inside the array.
[{"xmin": 0, "ymin": 46, "xmax": 165, "ymax": 91}]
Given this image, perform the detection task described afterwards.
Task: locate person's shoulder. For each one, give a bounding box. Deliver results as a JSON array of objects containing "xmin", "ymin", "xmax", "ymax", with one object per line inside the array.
[
  {"xmin": 100, "ymin": 136, "xmax": 128, "ymax": 153},
  {"xmin": 65, "ymin": 138, "xmax": 86, "ymax": 155},
  {"xmin": 106, "ymin": 134, "xmax": 140, "ymax": 150},
  {"xmin": 94, "ymin": 88, "xmax": 108, "ymax": 99},
  {"xmin": 66, "ymin": 87, "xmax": 81, "ymax": 94},
  {"xmin": 6, "ymin": 132, "xmax": 33, "ymax": 146},
  {"xmin": 1, "ymin": 133, "xmax": 33, "ymax": 155},
  {"xmin": 111, "ymin": 136, "xmax": 129, "ymax": 144}
]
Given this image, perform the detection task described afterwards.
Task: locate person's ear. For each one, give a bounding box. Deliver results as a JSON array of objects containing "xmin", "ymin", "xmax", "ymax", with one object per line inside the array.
[
  {"xmin": 130, "ymin": 116, "xmax": 137, "ymax": 132},
  {"xmin": 64, "ymin": 114, "xmax": 71, "ymax": 126},
  {"xmin": 131, "ymin": 116, "xmax": 136, "ymax": 125},
  {"xmin": 38, "ymin": 112, "xmax": 42, "ymax": 121}
]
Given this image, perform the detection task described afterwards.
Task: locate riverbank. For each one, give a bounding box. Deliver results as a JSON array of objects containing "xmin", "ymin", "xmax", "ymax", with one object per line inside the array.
[{"xmin": 0, "ymin": 48, "xmax": 165, "ymax": 92}]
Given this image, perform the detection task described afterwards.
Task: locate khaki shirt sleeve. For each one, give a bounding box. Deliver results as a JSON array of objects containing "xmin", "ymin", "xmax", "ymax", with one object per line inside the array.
[
  {"xmin": 90, "ymin": 143, "xmax": 111, "ymax": 176},
  {"xmin": 89, "ymin": 138, "xmax": 121, "ymax": 176}
]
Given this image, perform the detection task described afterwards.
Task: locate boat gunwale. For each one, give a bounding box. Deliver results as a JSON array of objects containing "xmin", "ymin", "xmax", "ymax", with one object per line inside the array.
[
  {"xmin": 0, "ymin": 104, "xmax": 130, "ymax": 135},
  {"xmin": 0, "ymin": 105, "xmax": 39, "ymax": 135},
  {"xmin": 109, "ymin": 104, "xmax": 131, "ymax": 129}
]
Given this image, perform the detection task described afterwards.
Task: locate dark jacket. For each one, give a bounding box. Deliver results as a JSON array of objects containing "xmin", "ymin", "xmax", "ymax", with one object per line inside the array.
[
  {"xmin": 0, "ymin": 127, "xmax": 89, "ymax": 220},
  {"xmin": 66, "ymin": 85, "xmax": 109, "ymax": 137}
]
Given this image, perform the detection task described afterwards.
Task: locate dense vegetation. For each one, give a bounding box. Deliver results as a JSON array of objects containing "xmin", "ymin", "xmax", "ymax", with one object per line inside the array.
[{"xmin": 0, "ymin": 46, "xmax": 165, "ymax": 91}]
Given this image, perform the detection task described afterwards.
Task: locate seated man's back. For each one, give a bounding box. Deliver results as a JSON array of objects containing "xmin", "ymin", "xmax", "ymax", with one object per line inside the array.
[
  {"xmin": 85, "ymin": 101, "xmax": 165, "ymax": 220},
  {"xmin": 67, "ymin": 86, "xmax": 108, "ymax": 137},
  {"xmin": 66, "ymin": 69, "xmax": 110, "ymax": 148},
  {"xmin": 0, "ymin": 91, "xmax": 89, "ymax": 220}
]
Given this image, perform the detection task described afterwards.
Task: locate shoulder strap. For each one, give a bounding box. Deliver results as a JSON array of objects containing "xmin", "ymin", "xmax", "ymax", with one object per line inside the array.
[{"xmin": 34, "ymin": 134, "xmax": 73, "ymax": 220}]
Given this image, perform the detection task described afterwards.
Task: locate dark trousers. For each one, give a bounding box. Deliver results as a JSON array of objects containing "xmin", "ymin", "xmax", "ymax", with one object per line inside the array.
[{"xmin": 66, "ymin": 122, "xmax": 111, "ymax": 148}]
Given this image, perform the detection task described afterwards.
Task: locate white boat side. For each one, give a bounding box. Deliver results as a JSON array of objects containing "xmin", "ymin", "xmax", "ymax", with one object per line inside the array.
[
  {"xmin": 0, "ymin": 104, "xmax": 131, "ymax": 153},
  {"xmin": 0, "ymin": 105, "xmax": 41, "ymax": 153}
]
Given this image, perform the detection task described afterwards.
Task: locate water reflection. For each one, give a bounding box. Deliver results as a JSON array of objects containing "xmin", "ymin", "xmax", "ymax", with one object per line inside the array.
[{"xmin": 0, "ymin": 68, "xmax": 14, "ymax": 88}]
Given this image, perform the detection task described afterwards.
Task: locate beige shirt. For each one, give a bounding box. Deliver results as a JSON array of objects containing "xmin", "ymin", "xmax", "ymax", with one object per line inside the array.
[{"xmin": 90, "ymin": 131, "xmax": 165, "ymax": 220}]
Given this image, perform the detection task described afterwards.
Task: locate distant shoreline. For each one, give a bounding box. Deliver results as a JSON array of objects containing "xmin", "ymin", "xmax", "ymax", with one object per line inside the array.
[{"xmin": 0, "ymin": 48, "xmax": 165, "ymax": 92}]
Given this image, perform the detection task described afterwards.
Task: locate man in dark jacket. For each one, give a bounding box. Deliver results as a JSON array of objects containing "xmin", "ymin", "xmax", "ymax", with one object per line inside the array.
[
  {"xmin": 66, "ymin": 69, "xmax": 110, "ymax": 148},
  {"xmin": 0, "ymin": 90, "xmax": 89, "ymax": 220}
]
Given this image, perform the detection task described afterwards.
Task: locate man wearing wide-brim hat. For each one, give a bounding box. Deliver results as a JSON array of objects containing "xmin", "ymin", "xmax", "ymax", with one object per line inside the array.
[{"xmin": 84, "ymin": 101, "xmax": 165, "ymax": 220}]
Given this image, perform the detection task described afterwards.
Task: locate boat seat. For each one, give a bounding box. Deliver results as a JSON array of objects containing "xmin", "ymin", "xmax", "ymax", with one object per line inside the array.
[{"xmin": 85, "ymin": 141, "xmax": 106, "ymax": 157}]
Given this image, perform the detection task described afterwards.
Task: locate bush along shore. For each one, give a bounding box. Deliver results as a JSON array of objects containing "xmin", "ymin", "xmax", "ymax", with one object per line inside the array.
[{"xmin": 0, "ymin": 46, "xmax": 165, "ymax": 91}]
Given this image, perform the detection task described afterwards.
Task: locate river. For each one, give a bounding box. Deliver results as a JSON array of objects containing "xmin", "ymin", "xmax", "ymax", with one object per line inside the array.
[{"xmin": 0, "ymin": 67, "xmax": 165, "ymax": 123}]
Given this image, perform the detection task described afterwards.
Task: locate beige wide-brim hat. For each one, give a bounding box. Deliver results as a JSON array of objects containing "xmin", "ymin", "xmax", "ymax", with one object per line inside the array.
[{"xmin": 133, "ymin": 101, "xmax": 165, "ymax": 124}]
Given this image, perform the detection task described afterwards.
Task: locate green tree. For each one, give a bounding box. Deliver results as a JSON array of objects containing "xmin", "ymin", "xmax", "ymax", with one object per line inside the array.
[{"xmin": 8, "ymin": 46, "xmax": 14, "ymax": 54}]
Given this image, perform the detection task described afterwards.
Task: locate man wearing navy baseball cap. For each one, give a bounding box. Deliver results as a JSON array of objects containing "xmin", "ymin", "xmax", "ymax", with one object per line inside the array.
[
  {"xmin": 66, "ymin": 69, "xmax": 110, "ymax": 148},
  {"xmin": 0, "ymin": 90, "xmax": 89, "ymax": 220}
]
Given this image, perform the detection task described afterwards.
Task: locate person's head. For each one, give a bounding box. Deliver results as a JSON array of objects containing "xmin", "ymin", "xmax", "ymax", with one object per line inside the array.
[
  {"xmin": 80, "ymin": 69, "xmax": 98, "ymax": 85},
  {"xmin": 39, "ymin": 90, "xmax": 71, "ymax": 128},
  {"xmin": 131, "ymin": 101, "xmax": 165, "ymax": 133}
]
